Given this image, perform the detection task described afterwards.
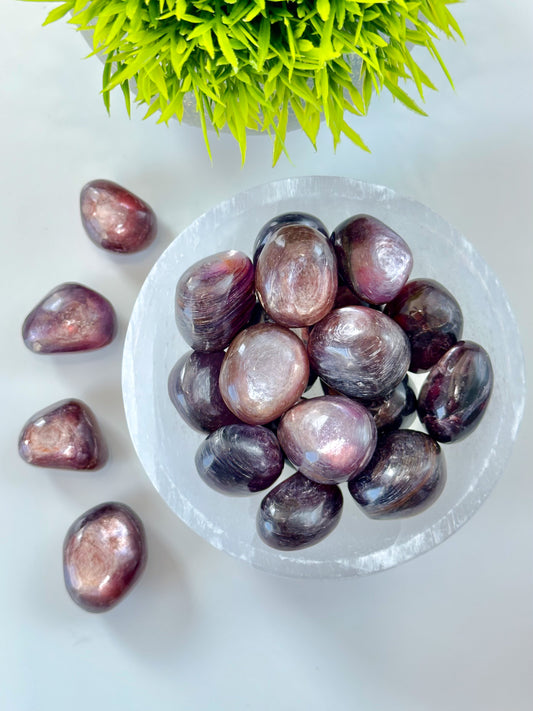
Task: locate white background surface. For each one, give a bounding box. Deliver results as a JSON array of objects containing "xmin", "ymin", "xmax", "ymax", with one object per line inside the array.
[{"xmin": 1, "ymin": 2, "xmax": 532, "ymax": 710}]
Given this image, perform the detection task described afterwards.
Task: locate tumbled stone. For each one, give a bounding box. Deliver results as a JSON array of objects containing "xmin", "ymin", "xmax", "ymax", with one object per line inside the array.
[
  {"xmin": 384, "ymin": 278, "xmax": 463, "ymax": 372},
  {"xmin": 22, "ymin": 283, "xmax": 116, "ymax": 353},
  {"xmin": 362, "ymin": 376, "xmax": 417, "ymax": 433},
  {"xmin": 80, "ymin": 179, "xmax": 157, "ymax": 253},
  {"xmin": 63, "ymin": 502, "xmax": 146, "ymax": 612},
  {"xmin": 18, "ymin": 399, "xmax": 106, "ymax": 470},
  {"xmin": 255, "ymin": 224, "xmax": 337, "ymax": 327},
  {"xmin": 277, "ymin": 396, "xmax": 377, "ymax": 484},
  {"xmin": 219, "ymin": 323, "xmax": 309, "ymax": 425},
  {"xmin": 308, "ymin": 306, "xmax": 411, "ymax": 400},
  {"xmin": 418, "ymin": 340, "xmax": 494, "ymax": 443},
  {"xmin": 332, "ymin": 214, "xmax": 413, "ymax": 305},
  {"xmin": 195, "ymin": 424, "xmax": 284, "ymax": 495},
  {"xmin": 175, "ymin": 250, "xmax": 255, "ymax": 352},
  {"xmin": 348, "ymin": 430, "xmax": 446, "ymax": 519},
  {"xmin": 257, "ymin": 472, "xmax": 343, "ymax": 550},
  {"xmin": 253, "ymin": 212, "xmax": 329, "ymax": 264}
]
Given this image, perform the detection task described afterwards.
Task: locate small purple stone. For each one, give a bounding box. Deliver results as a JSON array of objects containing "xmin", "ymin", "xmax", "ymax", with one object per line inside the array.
[
  {"xmin": 418, "ymin": 340, "xmax": 494, "ymax": 443},
  {"xmin": 18, "ymin": 399, "xmax": 107, "ymax": 470},
  {"xmin": 195, "ymin": 424, "xmax": 284, "ymax": 495},
  {"xmin": 253, "ymin": 212, "xmax": 329, "ymax": 264},
  {"xmin": 362, "ymin": 376, "xmax": 417, "ymax": 433},
  {"xmin": 22, "ymin": 283, "xmax": 116, "ymax": 354},
  {"xmin": 348, "ymin": 430, "xmax": 446, "ymax": 519},
  {"xmin": 332, "ymin": 215, "xmax": 413, "ymax": 305},
  {"xmin": 63, "ymin": 502, "xmax": 146, "ymax": 612},
  {"xmin": 257, "ymin": 472, "xmax": 343, "ymax": 551},
  {"xmin": 384, "ymin": 278, "xmax": 463, "ymax": 373},
  {"xmin": 80, "ymin": 179, "xmax": 157, "ymax": 253},
  {"xmin": 168, "ymin": 351, "xmax": 242, "ymax": 432},
  {"xmin": 277, "ymin": 396, "xmax": 377, "ymax": 484}
]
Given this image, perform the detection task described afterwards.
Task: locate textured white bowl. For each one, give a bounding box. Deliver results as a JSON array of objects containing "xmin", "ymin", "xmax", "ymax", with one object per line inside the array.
[{"xmin": 122, "ymin": 176, "xmax": 525, "ymax": 578}]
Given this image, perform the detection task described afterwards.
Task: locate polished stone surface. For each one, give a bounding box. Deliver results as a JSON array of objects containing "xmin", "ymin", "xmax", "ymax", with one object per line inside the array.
[
  {"xmin": 195, "ymin": 424, "xmax": 284, "ymax": 495},
  {"xmin": 363, "ymin": 376, "xmax": 417, "ymax": 433},
  {"xmin": 308, "ymin": 306, "xmax": 411, "ymax": 400},
  {"xmin": 255, "ymin": 224, "xmax": 337, "ymax": 327},
  {"xmin": 18, "ymin": 399, "xmax": 106, "ymax": 470},
  {"xmin": 175, "ymin": 250, "xmax": 255, "ymax": 351},
  {"xmin": 418, "ymin": 340, "xmax": 494, "ymax": 443},
  {"xmin": 257, "ymin": 472, "xmax": 343, "ymax": 551},
  {"xmin": 348, "ymin": 430, "xmax": 446, "ymax": 519},
  {"xmin": 333, "ymin": 284, "xmax": 371, "ymax": 310},
  {"xmin": 63, "ymin": 502, "xmax": 146, "ymax": 612},
  {"xmin": 80, "ymin": 179, "xmax": 157, "ymax": 253},
  {"xmin": 253, "ymin": 211, "xmax": 329, "ymax": 264},
  {"xmin": 333, "ymin": 214, "xmax": 413, "ymax": 305},
  {"xmin": 219, "ymin": 323, "xmax": 309, "ymax": 425},
  {"xmin": 277, "ymin": 395, "xmax": 377, "ymax": 484},
  {"xmin": 168, "ymin": 350, "xmax": 241, "ymax": 432},
  {"xmin": 384, "ymin": 278, "xmax": 463, "ymax": 372},
  {"xmin": 22, "ymin": 282, "xmax": 116, "ymax": 353}
]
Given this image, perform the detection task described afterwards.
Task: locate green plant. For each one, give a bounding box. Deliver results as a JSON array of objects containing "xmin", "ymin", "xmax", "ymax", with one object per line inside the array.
[{"xmin": 25, "ymin": 0, "xmax": 463, "ymax": 163}]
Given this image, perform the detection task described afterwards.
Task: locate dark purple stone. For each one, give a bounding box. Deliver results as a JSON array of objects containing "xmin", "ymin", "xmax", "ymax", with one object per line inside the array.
[
  {"xmin": 80, "ymin": 179, "xmax": 157, "ymax": 253},
  {"xmin": 195, "ymin": 424, "xmax": 284, "ymax": 495},
  {"xmin": 63, "ymin": 502, "xmax": 147, "ymax": 612},
  {"xmin": 168, "ymin": 350, "xmax": 241, "ymax": 432},
  {"xmin": 277, "ymin": 396, "xmax": 377, "ymax": 484},
  {"xmin": 348, "ymin": 430, "xmax": 446, "ymax": 519},
  {"xmin": 175, "ymin": 250, "xmax": 255, "ymax": 352},
  {"xmin": 255, "ymin": 224, "xmax": 337, "ymax": 327},
  {"xmin": 22, "ymin": 283, "xmax": 116, "ymax": 353},
  {"xmin": 18, "ymin": 399, "xmax": 107, "ymax": 470},
  {"xmin": 333, "ymin": 284, "xmax": 372, "ymax": 310},
  {"xmin": 308, "ymin": 306, "xmax": 411, "ymax": 400},
  {"xmin": 418, "ymin": 340, "xmax": 494, "ymax": 443},
  {"xmin": 253, "ymin": 212, "xmax": 329, "ymax": 264},
  {"xmin": 257, "ymin": 472, "xmax": 343, "ymax": 551},
  {"xmin": 384, "ymin": 278, "xmax": 463, "ymax": 373},
  {"xmin": 332, "ymin": 215, "xmax": 413, "ymax": 305},
  {"xmin": 362, "ymin": 376, "xmax": 417, "ymax": 433}
]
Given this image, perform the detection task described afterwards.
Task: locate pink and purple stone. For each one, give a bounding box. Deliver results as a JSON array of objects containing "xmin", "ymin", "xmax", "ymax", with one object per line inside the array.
[
  {"xmin": 18, "ymin": 399, "xmax": 107, "ymax": 470},
  {"xmin": 63, "ymin": 502, "xmax": 147, "ymax": 612},
  {"xmin": 80, "ymin": 179, "xmax": 157, "ymax": 253},
  {"xmin": 22, "ymin": 283, "xmax": 116, "ymax": 354},
  {"xmin": 253, "ymin": 212, "xmax": 329, "ymax": 265}
]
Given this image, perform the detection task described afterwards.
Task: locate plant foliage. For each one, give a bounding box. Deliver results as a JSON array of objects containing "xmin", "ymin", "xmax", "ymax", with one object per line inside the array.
[{"xmin": 25, "ymin": 0, "xmax": 463, "ymax": 163}]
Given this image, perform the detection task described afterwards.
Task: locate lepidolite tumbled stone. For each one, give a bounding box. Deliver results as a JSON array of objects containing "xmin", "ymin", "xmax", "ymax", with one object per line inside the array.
[
  {"xmin": 195, "ymin": 424, "xmax": 284, "ymax": 495},
  {"xmin": 255, "ymin": 224, "xmax": 337, "ymax": 327},
  {"xmin": 308, "ymin": 306, "xmax": 410, "ymax": 400},
  {"xmin": 22, "ymin": 283, "xmax": 116, "ymax": 354},
  {"xmin": 63, "ymin": 502, "xmax": 146, "ymax": 612},
  {"xmin": 277, "ymin": 396, "xmax": 377, "ymax": 484},
  {"xmin": 384, "ymin": 278, "xmax": 463, "ymax": 373},
  {"xmin": 257, "ymin": 472, "xmax": 343, "ymax": 551},
  {"xmin": 80, "ymin": 179, "xmax": 157, "ymax": 253},
  {"xmin": 175, "ymin": 250, "xmax": 255, "ymax": 352},
  {"xmin": 253, "ymin": 212, "xmax": 329, "ymax": 264},
  {"xmin": 348, "ymin": 430, "xmax": 446, "ymax": 519},
  {"xmin": 418, "ymin": 340, "xmax": 494, "ymax": 443},
  {"xmin": 332, "ymin": 215, "xmax": 413, "ymax": 305},
  {"xmin": 219, "ymin": 324, "xmax": 309, "ymax": 425},
  {"xmin": 18, "ymin": 399, "xmax": 106, "ymax": 470},
  {"xmin": 168, "ymin": 350, "xmax": 241, "ymax": 432}
]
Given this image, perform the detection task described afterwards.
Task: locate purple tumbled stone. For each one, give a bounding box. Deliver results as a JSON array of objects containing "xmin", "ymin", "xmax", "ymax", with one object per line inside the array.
[
  {"xmin": 175, "ymin": 250, "xmax": 255, "ymax": 352},
  {"xmin": 18, "ymin": 399, "xmax": 107, "ymax": 470},
  {"xmin": 332, "ymin": 215, "xmax": 413, "ymax": 305},
  {"xmin": 22, "ymin": 283, "xmax": 116, "ymax": 354},
  {"xmin": 384, "ymin": 278, "xmax": 463, "ymax": 373},
  {"xmin": 63, "ymin": 502, "xmax": 146, "ymax": 613},
  {"xmin": 80, "ymin": 179, "xmax": 157, "ymax": 253},
  {"xmin": 418, "ymin": 340, "xmax": 494, "ymax": 443},
  {"xmin": 308, "ymin": 306, "xmax": 411, "ymax": 400},
  {"xmin": 168, "ymin": 350, "xmax": 242, "ymax": 432},
  {"xmin": 348, "ymin": 430, "xmax": 446, "ymax": 519},
  {"xmin": 195, "ymin": 424, "xmax": 284, "ymax": 495},
  {"xmin": 362, "ymin": 376, "xmax": 417, "ymax": 433},
  {"xmin": 253, "ymin": 212, "xmax": 329, "ymax": 265},
  {"xmin": 219, "ymin": 323, "xmax": 309, "ymax": 425},
  {"xmin": 257, "ymin": 472, "xmax": 343, "ymax": 551},
  {"xmin": 255, "ymin": 224, "xmax": 337, "ymax": 327},
  {"xmin": 277, "ymin": 396, "xmax": 377, "ymax": 484}
]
